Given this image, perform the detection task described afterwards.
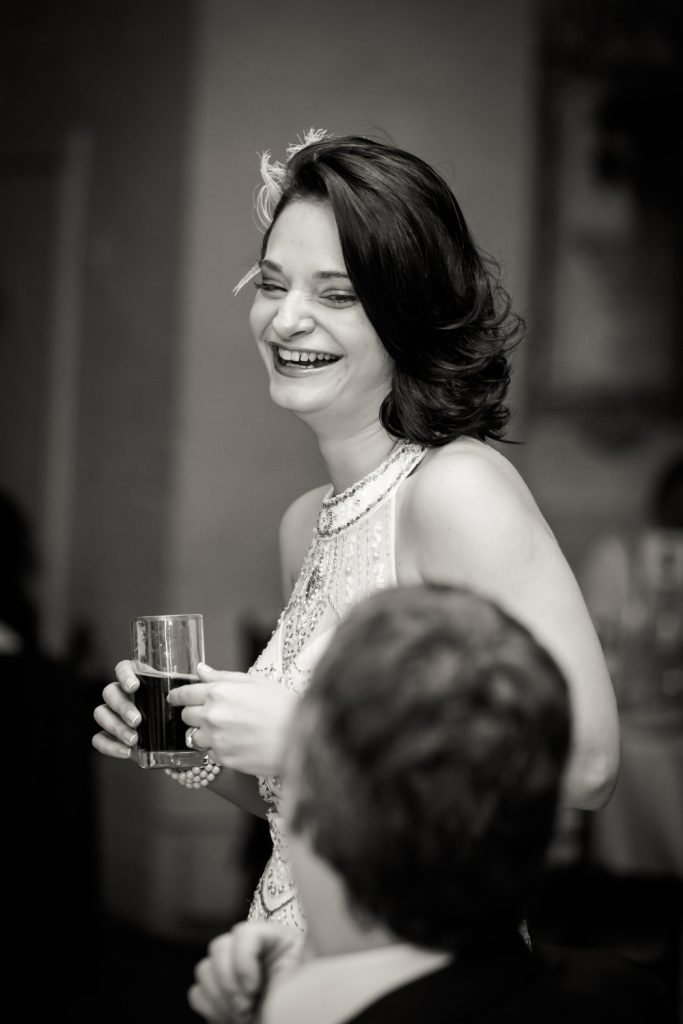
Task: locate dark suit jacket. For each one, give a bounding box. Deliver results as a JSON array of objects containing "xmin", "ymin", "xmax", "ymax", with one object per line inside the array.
[{"xmin": 347, "ymin": 937, "xmax": 671, "ymax": 1024}]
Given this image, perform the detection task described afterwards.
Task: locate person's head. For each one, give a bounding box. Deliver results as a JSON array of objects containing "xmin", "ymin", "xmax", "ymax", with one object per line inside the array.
[
  {"xmin": 250, "ymin": 198, "xmax": 393, "ymax": 433},
  {"xmin": 282, "ymin": 583, "xmax": 570, "ymax": 953},
  {"xmin": 247, "ymin": 133, "xmax": 522, "ymax": 444}
]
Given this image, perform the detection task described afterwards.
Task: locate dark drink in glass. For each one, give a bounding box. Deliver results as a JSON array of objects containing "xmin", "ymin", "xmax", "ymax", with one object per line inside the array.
[
  {"xmin": 130, "ymin": 614, "xmax": 207, "ymax": 769},
  {"xmin": 134, "ymin": 670, "xmax": 205, "ymax": 767}
]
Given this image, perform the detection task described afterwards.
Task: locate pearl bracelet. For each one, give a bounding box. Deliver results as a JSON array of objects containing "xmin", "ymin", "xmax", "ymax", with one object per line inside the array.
[{"xmin": 165, "ymin": 760, "xmax": 222, "ymax": 789}]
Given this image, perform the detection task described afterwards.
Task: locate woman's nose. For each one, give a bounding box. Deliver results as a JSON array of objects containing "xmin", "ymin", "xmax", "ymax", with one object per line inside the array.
[{"xmin": 271, "ymin": 291, "xmax": 314, "ymax": 339}]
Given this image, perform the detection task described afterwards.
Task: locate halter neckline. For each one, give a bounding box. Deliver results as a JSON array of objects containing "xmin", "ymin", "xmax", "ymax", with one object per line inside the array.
[{"xmin": 317, "ymin": 440, "xmax": 427, "ymax": 537}]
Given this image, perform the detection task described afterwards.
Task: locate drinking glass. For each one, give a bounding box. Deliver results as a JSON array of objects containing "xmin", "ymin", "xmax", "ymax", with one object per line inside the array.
[{"xmin": 130, "ymin": 613, "xmax": 208, "ymax": 769}]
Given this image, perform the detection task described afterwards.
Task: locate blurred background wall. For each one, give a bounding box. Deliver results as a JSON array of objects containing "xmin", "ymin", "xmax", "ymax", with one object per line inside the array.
[{"xmin": 2, "ymin": 0, "xmax": 681, "ymax": 1019}]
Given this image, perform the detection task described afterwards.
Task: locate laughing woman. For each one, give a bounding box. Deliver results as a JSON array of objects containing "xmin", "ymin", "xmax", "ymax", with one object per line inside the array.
[{"xmin": 92, "ymin": 131, "xmax": 619, "ymax": 930}]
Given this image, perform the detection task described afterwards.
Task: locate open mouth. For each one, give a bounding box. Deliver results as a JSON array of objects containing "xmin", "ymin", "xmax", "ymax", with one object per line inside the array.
[{"xmin": 272, "ymin": 345, "xmax": 341, "ymax": 370}]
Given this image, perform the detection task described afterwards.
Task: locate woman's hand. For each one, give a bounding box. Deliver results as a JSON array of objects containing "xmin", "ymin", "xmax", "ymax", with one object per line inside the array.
[
  {"xmin": 91, "ymin": 660, "xmax": 141, "ymax": 759},
  {"xmin": 188, "ymin": 921, "xmax": 304, "ymax": 1023},
  {"xmin": 168, "ymin": 663, "xmax": 297, "ymax": 777}
]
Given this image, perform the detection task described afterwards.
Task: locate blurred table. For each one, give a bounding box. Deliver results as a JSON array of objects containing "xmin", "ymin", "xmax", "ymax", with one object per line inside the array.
[{"xmin": 589, "ymin": 703, "xmax": 683, "ymax": 877}]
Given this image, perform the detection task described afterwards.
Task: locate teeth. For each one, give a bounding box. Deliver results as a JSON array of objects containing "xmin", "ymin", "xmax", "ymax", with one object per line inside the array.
[{"xmin": 277, "ymin": 347, "xmax": 337, "ymax": 364}]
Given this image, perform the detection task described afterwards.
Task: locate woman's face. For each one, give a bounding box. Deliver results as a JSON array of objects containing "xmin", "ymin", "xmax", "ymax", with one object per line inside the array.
[{"xmin": 249, "ymin": 200, "xmax": 393, "ymax": 433}]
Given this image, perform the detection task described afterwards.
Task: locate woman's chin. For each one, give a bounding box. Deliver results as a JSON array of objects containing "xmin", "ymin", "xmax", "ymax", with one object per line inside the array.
[{"xmin": 268, "ymin": 377, "xmax": 335, "ymax": 418}]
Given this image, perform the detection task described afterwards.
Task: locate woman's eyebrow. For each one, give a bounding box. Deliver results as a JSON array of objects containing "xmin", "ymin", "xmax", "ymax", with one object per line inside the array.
[
  {"xmin": 258, "ymin": 258, "xmax": 282, "ymax": 274},
  {"xmin": 259, "ymin": 258, "xmax": 350, "ymax": 281},
  {"xmin": 314, "ymin": 270, "xmax": 351, "ymax": 281}
]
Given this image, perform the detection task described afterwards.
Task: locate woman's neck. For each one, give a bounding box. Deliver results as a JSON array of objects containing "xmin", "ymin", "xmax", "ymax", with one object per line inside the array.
[{"xmin": 317, "ymin": 424, "xmax": 397, "ymax": 495}]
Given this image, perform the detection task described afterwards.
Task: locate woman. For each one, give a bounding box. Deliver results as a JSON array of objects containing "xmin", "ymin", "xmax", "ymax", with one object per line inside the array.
[{"xmin": 93, "ymin": 131, "xmax": 620, "ymax": 930}]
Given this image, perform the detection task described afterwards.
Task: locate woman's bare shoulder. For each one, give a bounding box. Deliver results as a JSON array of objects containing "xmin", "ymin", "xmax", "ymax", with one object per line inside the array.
[
  {"xmin": 408, "ymin": 438, "xmax": 538, "ymax": 524},
  {"xmin": 399, "ymin": 438, "xmax": 555, "ymax": 582},
  {"xmin": 280, "ymin": 484, "xmax": 329, "ymax": 533}
]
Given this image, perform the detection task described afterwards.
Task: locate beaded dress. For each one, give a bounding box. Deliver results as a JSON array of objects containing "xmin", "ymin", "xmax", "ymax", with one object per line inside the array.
[{"xmin": 247, "ymin": 440, "xmax": 427, "ymax": 930}]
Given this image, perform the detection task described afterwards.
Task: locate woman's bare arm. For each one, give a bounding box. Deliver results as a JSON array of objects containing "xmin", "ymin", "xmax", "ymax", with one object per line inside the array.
[
  {"xmin": 208, "ymin": 767, "xmax": 268, "ymax": 818},
  {"xmin": 399, "ymin": 442, "xmax": 620, "ymax": 811}
]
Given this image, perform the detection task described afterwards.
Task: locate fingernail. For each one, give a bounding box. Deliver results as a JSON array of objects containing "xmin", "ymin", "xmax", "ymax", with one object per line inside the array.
[
  {"xmin": 127, "ymin": 710, "xmax": 141, "ymax": 727},
  {"xmin": 126, "ymin": 731, "xmax": 137, "ymax": 745},
  {"xmin": 197, "ymin": 661, "xmax": 213, "ymax": 671}
]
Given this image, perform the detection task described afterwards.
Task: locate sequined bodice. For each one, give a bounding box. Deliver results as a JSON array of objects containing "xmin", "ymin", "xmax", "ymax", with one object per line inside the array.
[{"xmin": 247, "ymin": 440, "xmax": 427, "ymax": 929}]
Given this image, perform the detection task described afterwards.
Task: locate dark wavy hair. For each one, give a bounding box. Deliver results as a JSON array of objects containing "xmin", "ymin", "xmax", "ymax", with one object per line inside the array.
[
  {"xmin": 262, "ymin": 135, "xmax": 523, "ymax": 446},
  {"xmin": 287, "ymin": 584, "xmax": 570, "ymax": 950}
]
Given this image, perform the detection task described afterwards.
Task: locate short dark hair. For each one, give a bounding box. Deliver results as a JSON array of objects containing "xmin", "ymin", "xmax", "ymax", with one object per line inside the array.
[
  {"xmin": 262, "ymin": 135, "xmax": 523, "ymax": 446},
  {"xmin": 287, "ymin": 584, "xmax": 570, "ymax": 950}
]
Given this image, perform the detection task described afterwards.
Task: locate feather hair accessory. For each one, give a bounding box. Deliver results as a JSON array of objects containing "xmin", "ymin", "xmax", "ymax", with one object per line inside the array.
[{"xmin": 234, "ymin": 127, "xmax": 333, "ymax": 295}]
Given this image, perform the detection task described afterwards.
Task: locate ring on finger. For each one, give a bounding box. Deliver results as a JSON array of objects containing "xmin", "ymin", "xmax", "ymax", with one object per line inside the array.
[{"xmin": 185, "ymin": 726, "xmax": 206, "ymax": 751}]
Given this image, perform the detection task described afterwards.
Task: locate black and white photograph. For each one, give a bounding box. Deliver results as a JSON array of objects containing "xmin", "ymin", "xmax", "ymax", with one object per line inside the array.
[{"xmin": 2, "ymin": 1, "xmax": 681, "ymax": 1021}]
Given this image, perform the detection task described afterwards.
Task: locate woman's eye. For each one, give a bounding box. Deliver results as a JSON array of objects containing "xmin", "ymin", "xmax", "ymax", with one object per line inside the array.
[
  {"xmin": 323, "ymin": 292, "xmax": 357, "ymax": 306},
  {"xmin": 255, "ymin": 279, "xmax": 286, "ymax": 295}
]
